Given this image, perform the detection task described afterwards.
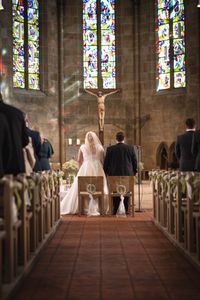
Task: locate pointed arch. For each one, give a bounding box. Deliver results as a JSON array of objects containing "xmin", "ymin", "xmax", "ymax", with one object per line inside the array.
[{"xmin": 156, "ymin": 142, "xmax": 169, "ymax": 170}]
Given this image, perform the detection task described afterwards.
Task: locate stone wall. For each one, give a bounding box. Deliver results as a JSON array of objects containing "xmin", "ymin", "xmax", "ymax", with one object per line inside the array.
[
  {"xmin": 138, "ymin": 0, "xmax": 200, "ymax": 170},
  {"xmin": 0, "ymin": 0, "xmax": 199, "ymax": 171},
  {"xmin": 0, "ymin": 0, "xmax": 60, "ymax": 162}
]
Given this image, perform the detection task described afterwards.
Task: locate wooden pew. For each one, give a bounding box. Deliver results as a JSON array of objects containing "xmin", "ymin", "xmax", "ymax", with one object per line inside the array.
[
  {"xmin": 78, "ymin": 176, "xmax": 104, "ymax": 215},
  {"xmin": 53, "ymin": 171, "xmax": 61, "ymax": 222},
  {"xmin": 0, "ymin": 176, "xmax": 22, "ymax": 283},
  {"xmin": 107, "ymin": 176, "xmax": 135, "ymax": 216},
  {"xmin": 0, "ymin": 228, "xmax": 5, "ymax": 293}
]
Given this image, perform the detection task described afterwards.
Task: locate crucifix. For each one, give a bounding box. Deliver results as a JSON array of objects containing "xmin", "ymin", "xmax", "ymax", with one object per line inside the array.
[{"xmin": 85, "ymin": 89, "xmax": 120, "ymax": 145}]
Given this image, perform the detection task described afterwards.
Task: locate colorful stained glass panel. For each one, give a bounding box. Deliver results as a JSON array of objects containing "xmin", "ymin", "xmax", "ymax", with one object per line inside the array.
[
  {"xmin": 28, "ymin": 8, "xmax": 39, "ymax": 23},
  {"xmin": 28, "ymin": 73, "xmax": 39, "ymax": 89},
  {"xmin": 28, "ymin": 24, "xmax": 39, "ymax": 41},
  {"xmin": 13, "ymin": 55, "xmax": 25, "ymax": 72},
  {"xmin": 173, "ymin": 39, "xmax": 185, "ymax": 55},
  {"xmin": 13, "ymin": 23, "xmax": 24, "ymax": 41},
  {"xmin": 158, "ymin": 9, "xmax": 169, "ymax": 25},
  {"xmin": 174, "ymin": 54, "xmax": 185, "ymax": 72},
  {"xmin": 28, "ymin": 0, "xmax": 38, "ymax": 8},
  {"xmin": 83, "ymin": 0, "xmax": 116, "ymax": 89},
  {"xmin": 103, "ymin": 77, "xmax": 116, "ymax": 89},
  {"xmin": 156, "ymin": 0, "xmax": 186, "ymax": 90},
  {"xmin": 84, "ymin": 77, "xmax": 98, "ymax": 89},
  {"xmin": 157, "ymin": 0, "xmax": 170, "ymax": 9},
  {"xmin": 13, "ymin": 2, "xmax": 25, "ymax": 88},
  {"xmin": 101, "ymin": 46, "xmax": 115, "ymax": 62},
  {"xmin": 172, "ymin": 1, "xmax": 185, "ymax": 88},
  {"xmin": 101, "ymin": 15, "xmax": 115, "ymax": 30},
  {"xmin": 13, "ymin": 72, "xmax": 25, "ymax": 88},
  {"xmin": 13, "ymin": 42, "xmax": 24, "ymax": 57},
  {"xmin": 13, "ymin": 0, "xmax": 40, "ymax": 90},
  {"xmin": 83, "ymin": 17, "xmax": 97, "ymax": 31},
  {"xmin": 158, "ymin": 74, "xmax": 170, "ymax": 90},
  {"xmin": 83, "ymin": 62, "xmax": 98, "ymax": 76},
  {"xmin": 83, "ymin": 0, "xmax": 96, "ymax": 15},
  {"xmin": 174, "ymin": 71, "xmax": 185, "ymax": 88},
  {"xmin": 83, "ymin": 46, "xmax": 97, "ymax": 62},
  {"xmin": 83, "ymin": 30, "xmax": 97, "ymax": 46},
  {"xmin": 101, "ymin": 30, "xmax": 115, "ymax": 46},
  {"xmin": 173, "ymin": 21, "xmax": 185, "ymax": 38},
  {"xmin": 158, "ymin": 24, "xmax": 169, "ymax": 40},
  {"xmin": 13, "ymin": 6, "xmax": 24, "ymax": 22},
  {"xmin": 83, "ymin": 0, "xmax": 98, "ymax": 89},
  {"xmin": 170, "ymin": 3, "xmax": 184, "ymax": 22},
  {"xmin": 101, "ymin": 0, "xmax": 116, "ymax": 89},
  {"xmin": 157, "ymin": 40, "xmax": 170, "ymax": 58},
  {"xmin": 13, "ymin": 0, "xmax": 24, "ymax": 6},
  {"xmin": 157, "ymin": 57, "xmax": 170, "ymax": 74}
]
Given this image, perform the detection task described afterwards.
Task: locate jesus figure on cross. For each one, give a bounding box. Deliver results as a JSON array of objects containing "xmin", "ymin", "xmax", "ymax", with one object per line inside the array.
[{"xmin": 85, "ymin": 89, "xmax": 120, "ymax": 132}]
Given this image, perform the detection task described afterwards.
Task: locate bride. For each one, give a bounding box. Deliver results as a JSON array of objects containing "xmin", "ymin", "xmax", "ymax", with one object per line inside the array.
[{"xmin": 60, "ymin": 131, "xmax": 108, "ymax": 216}]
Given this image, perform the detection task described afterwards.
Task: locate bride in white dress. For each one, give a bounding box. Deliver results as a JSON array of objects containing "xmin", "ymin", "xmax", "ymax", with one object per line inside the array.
[{"xmin": 60, "ymin": 131, "xmax": 108, "ymax": 215}]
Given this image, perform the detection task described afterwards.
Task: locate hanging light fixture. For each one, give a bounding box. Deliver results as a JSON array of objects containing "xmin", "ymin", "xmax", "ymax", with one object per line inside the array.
[
  {"xmin": 197, "ymin": 0, "xmax": 200, "ymax": 8},
  {"xmin": 0, "ymin": 0, "xmax": 4, "ymax": 10}
]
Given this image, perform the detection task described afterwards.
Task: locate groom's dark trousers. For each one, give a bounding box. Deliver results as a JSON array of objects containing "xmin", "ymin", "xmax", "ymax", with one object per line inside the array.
[{"xmin": 103, "ymin": 142, "xmax": 137, "ymax": 214}]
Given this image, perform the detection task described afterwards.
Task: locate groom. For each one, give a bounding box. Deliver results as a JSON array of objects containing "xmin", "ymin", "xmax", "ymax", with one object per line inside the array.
[{"xmin": 103, "ymin": 132, "xmax": 137, "ymax": 214}]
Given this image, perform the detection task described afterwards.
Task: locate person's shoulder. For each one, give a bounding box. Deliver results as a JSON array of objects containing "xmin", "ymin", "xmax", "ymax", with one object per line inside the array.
[
  {"xmin": 194, "ymin": 130, "xmax": 200, "ymax": 136},
  {"xmin": 0, "ymin": 101, "xmax": 23, "ymax": 115},
  {"xmin": 117, "ymin": 142, "xmax": 129, "ymax": 147},
  {"xmin": 126, "ymin": 143, "xmax": 134, "ymax": 148},
  {"xmin": 176, "ymin": 132, "xmax": 185, "ymax": 138},
  {"xmin": 79, "ymin": 144, "xmax": 85, "ymax": 151},
  {"xmin": 106, "ymin": 144, "xmax": 116, "ymax": 151},
  {"xmin": 122, "ymin": 143, "xmax": 134, "ymax": 150},
  {"xmin": 28, "ymin": 128, "xmax": 40, "ymax": 137}
]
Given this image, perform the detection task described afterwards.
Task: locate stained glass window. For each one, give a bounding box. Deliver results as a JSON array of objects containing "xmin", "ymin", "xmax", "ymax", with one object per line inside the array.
[
  {"xmin": 12, "ymin": 0, "xmax": 40, "ymax": 90},
  {"xmin": 83, "ymin": 0, "xmax": 116, "ymax": 89},
  {"xmin": 156, "ymin": 0, "xmax": 186, "ymax": 91}
]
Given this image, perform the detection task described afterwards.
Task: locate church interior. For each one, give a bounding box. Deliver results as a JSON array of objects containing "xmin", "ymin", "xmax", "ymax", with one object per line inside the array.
[{"xmin": 0, "ymin": 0, "xmax": 200, "ymax": 299}]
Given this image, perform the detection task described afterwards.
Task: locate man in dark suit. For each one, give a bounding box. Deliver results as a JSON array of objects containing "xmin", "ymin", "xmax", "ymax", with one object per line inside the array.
[
  {"xmin": 0, "ymin": 93, "xmax": 29, "ymax": 175},
  {"xmin": 175, "ymin": 118, "xmax": 197, "ymax": 171},
  {"xmin": 0, "ymin": 112, "xmax": 12, "ymax": 178},
  {"xmin": 104, "ymin": 132, "xmax": 137, "ymax": 214}
]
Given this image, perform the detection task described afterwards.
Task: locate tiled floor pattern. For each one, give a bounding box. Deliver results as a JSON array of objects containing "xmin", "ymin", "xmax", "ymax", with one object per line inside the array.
[{"xmin": 13, "ymin": 212, "xmax": 200, "ymax": 300}]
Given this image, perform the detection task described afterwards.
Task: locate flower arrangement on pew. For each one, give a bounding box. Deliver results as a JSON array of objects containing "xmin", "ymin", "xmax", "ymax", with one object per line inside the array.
[{"xmin": 62, "ymin": 159, "xmax": 78, "ymax": 185}]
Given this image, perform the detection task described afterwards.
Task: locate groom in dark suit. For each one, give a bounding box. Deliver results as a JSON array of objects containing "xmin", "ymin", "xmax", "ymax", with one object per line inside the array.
[
  {"xmin": 103, "ymin": 132, "xmax": 137, "ymax": 214},
  {"xmin": 175, "ymin": 118, "xmax": 197, "ymax": 171}
]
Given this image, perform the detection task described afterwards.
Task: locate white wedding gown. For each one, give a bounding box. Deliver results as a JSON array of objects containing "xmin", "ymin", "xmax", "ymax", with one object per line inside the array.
[{"xmin": 60, "ymin": 144, "xmax": 108, "ymax": 215}]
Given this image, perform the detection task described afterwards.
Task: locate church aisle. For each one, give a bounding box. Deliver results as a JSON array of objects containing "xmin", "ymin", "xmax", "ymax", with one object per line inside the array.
[{"xmin": 13, "ymin": 213, "xmax": 200, "ymax": 300}]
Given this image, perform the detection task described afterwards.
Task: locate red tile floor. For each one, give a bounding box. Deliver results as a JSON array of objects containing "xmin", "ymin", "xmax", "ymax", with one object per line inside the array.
[{"xmin": 12, "ymin": 211, "xmax": 200, "ymax": 300}]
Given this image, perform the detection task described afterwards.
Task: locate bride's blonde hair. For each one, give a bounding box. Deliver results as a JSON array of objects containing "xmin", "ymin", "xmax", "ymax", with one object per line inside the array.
[{"xmin": 85, "ymin": 131, "xmax": 102, "ymax": 154}]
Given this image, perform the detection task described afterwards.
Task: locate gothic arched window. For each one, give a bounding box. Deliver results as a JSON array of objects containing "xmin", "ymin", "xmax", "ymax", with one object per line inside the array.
[
  {"xmin": 12, "ymin": 0, "xmax": 40, "ymax": 90},
  {"xmin": 156, "ymin": 0, "xmax": 186, "ymax": 91},
  {"xmin": 83, "ymin": 0, "xmax": 116, "ymax": 89}
]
